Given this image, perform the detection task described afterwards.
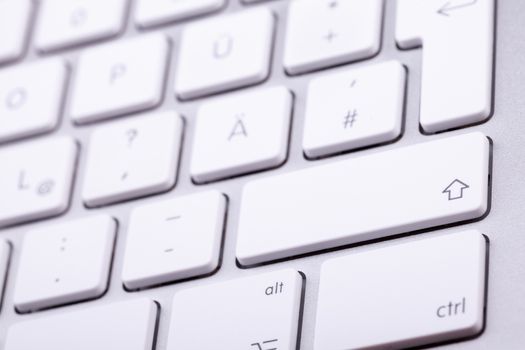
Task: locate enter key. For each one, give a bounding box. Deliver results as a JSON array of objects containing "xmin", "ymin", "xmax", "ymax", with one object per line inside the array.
[{"xmin": 314, "ymin": 230, "xmax": 488, "ymax": 349}]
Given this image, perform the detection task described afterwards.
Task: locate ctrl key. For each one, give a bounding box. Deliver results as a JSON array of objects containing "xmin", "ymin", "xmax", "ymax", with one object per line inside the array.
[
  {"xmin": 314, "ymin": 230, "xmax": 488, "ymax": 350},
  {"xmin": 167, "ymin": 269, "xmax": 304, "ymax": 350}
]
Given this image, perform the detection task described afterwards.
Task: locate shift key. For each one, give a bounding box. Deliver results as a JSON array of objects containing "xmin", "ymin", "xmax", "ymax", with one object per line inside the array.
[{"xmin": 236, "ymin": 132, "xmax": 490, "ymax": 266}]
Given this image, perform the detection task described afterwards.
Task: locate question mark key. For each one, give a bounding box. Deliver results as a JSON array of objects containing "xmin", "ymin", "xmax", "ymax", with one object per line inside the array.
[
  {"xmin": 82, "ymin": 111, "xmax": 183, "ymax": 207},
  {"xmin": 126, "ymin": 128, "xmax": 138, "ymax": 147}
]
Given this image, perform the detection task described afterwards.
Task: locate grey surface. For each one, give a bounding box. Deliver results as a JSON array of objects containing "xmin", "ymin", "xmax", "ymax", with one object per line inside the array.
[{"xmin": 0, "ymin": 0, "xmax": 523, "ymax": 349}]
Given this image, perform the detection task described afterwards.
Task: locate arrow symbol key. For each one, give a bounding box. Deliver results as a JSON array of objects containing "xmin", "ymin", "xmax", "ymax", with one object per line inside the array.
[
  {"xmin": 437, "ymin": 0, "xmax": 478, "ymax": 16},
  {"xmin": 442, "ymin": 179, "xmax": 470, "ymax": 200}
]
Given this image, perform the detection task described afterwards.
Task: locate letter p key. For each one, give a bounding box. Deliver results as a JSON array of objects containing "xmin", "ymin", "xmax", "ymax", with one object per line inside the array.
[{"xmin": 109, "ymin": 63, "xmax": 127, "ymax": 84}]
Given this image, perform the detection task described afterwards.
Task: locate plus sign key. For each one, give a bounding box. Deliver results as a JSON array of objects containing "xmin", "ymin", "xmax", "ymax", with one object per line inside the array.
[
  {"xmin": 284, "ymin": 0, "xmax": 383, "ymax": 74},
  {"xmin": 303, "ymin": 61, "xmax": 406, "ymax": 159}
]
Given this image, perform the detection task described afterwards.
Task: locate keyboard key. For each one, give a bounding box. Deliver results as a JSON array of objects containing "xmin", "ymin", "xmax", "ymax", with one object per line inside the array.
[
  {"xmin": 190, "ymin": 86, "xmax": 292, "ymax": 183},
  {"xmin": 70, "ymin": 33, "xmax": 169, "ymax": 124},
  {"xmin": 122, "ymin": 191, "xmax": 226, "ymax": 290},
  {"xmin": 5, "ymin": 298, "xmax": 158, "ymax": 350},
  {"xmin": 284, "ymin": 0, "xmax": 383, "ymax": 75},
  {"xmin": 0, "ymin": 240, "xmax": 11, "ymax": 308},
  {"xmin": 167, "ymin": 269, "xmax": 303, "ymax": 350},
  {"xmin": 396, "ymin": 0, "xmax": 495, "ymax": 133},
  {"xmin": 82, "ymin": 111, "xmax": 183, "ymax": 207},
  {"xmin": 0, "ymin": 0, "xmax": 32, "ymax": 64},
  {"xmin": 175, "ymin": 8, "xmax": 275, "ymax": 100},
  {"xmin": 236, "ymin": 132, "xmax": 490, "ymax": 266},
  {"xmin": 0, "ymin": 59, "xmax": 67, "ymax": 143},
  {"xmin": 0, "ymin": 137, "xmax": 77, "ymax": 228},
  {"xmin": 13, "ymin": 215, "xmax": 115, "ymax": 312},
  {"xmin": 35, "ymin": 0, "xmax": 128, "ymax": 53},
  {"xmin": 314, "ymin": 230, "xmax": 487, "ymax": 349},
  {"xmin": 135, "ymin": 0, "xmax": 225, "ymax": 28},
  {"xmin": 303, "ymin": 61, "xmax": 405, "ymax": 158}
]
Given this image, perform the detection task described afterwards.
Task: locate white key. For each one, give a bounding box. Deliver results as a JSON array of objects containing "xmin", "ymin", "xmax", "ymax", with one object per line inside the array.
[
  {"xmin": 284, "ymin": 0, "xmax": 383, "ymax": 75},
  {"xmin": 167, "ymin": 269, "xmax": 303, "ymax": 350},
  {"xmin": 0, "ymin": 0, "xmax": 32, "ymax": 64},
  {"xmin": 71, "ymin": 33, "xmax": 169, "ymax": 124},
  {"xmin": 0, "ymin": 137, "xmax": 77, "ymax": 228},
  {"xmin": 315, "ymin": 230, "xmax": 487, "ymax": 349},
  {"xmin": 303, "ymin": 61, "xmax": 405, "ymax": 158},
  {"xmin": 82, "ymin": 111, "xmax": 183, "ymax": 207},
  {"xmin": 190, "ymin": 87, "xmax": 292, "ymax": 183},
  {"xmin": 5, "ymin": 299, "xmax": 158, "ymax": 350},
  {"xmin": 396, "ymin": 0, "xmax": 494, "ymax": 133},
  {"xmin": 0, "ymin": 59, "xmax": 67, "ymax": 143},
  {"xmin": 236, "ymin": 132, "xmax": 490, "ymax": 266},
  {"xmin": 175, "ymin": 8, "xmax": 274, "ymax": 100},
  {"xmin": 135, "ymin": 0, "xmax": 225, "ymax": 28},
  {"xmin": 0, "ymin": 240, "xmax": 11, "ymax": 306},
  {"xmin": 13, "ymin": 215, "xmax": 115, "ymax": 313},
  {"xmin": 35, "ymin": 0, "xmax": 128, "ymax": 53},
  {"xmin": 122, "ymin": 191, "xmax": 226, "ymax": 290}
]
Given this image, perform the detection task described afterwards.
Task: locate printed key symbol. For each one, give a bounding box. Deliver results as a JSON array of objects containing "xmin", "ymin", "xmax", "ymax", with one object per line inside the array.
[{"xmin": 250, "ymin": 338, "xmax": 278, "ymax": 350}]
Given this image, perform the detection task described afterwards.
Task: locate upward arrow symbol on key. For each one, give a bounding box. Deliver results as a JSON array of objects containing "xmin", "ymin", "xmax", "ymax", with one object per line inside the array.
[{"xmin": 442, "ymin": 179, "xmax": 470, "ymax": 200}]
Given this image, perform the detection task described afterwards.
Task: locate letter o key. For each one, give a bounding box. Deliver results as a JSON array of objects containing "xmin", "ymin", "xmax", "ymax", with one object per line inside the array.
[{"xmin": 5, "ymin": 88, "xmax": 27, "ymax": 110}]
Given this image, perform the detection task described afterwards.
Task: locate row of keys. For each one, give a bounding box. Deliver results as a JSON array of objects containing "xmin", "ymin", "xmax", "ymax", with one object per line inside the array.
[
  {"xmin": 4, "ymin": 230, "xmax": 488, "ymax": 350},
  {"xmin": 0, "ymin": 0, "xmax": 226, "ymax": 60},
  {"xmin": 14, "ymin": 0, "xmax": 385, "ymax": 72},
  {"xmin": 0, "ymin": 59, "xmax": 406, "ymax": 222},
  {"xmin": 0, "ymin": 128, "xmax": 489, "ymax": 244},
  {"xmin": 0, "ymin": 133, "xmax": 489, "ymax": 311},
  {"xmin": 0, "ymin": 11, "xmax": 274, "ymax": 141},
  {"xmin": 0, "ymin": 7, "xmax": 269, "ymax": 136},
  {"xmin": 82, "ymin": 88, "xmax": 288, "ymax": 206},
  {"xmin": 9, "ymin": 191, "xmax": 226, "ymax": 313},
  {"xmin": 0, "ymin": 59, "xmax": 406, "ymax": 225},
  {"xmin": 1, "ymin": 0, "xmax": 494, "ymax": 141},
  {"xmin": 2, "ymin": 0, "xmax": 384, "ymax": 72}
]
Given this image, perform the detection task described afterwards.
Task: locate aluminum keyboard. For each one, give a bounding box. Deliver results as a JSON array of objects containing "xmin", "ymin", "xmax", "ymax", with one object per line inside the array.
[{"xmin": 1, "ymin": 0, "xmax": 521, "ymax": 349}]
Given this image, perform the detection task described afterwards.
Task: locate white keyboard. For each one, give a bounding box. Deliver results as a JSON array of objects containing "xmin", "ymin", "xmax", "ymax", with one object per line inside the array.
[{"xmin": 0, "ymin": 0, "xmax": 509, "ymax": 349}]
